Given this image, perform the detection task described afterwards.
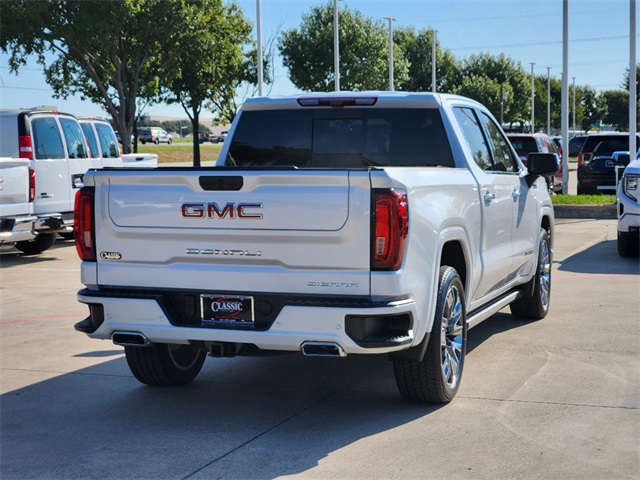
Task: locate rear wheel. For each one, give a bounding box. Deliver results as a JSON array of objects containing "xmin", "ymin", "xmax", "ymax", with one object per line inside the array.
[
  {"xmin": 167, "ymin": 138, "xmax": 172, "ymax": 145},
  {"xmin": 154, "ymin": 138, "xmax": 160, "ymax": 145},
  {"xmin": 124, "ymin": 343, "xmax": 206, "ymax": 386},
  {"xmin": 393, "ymin": 266, "xmax": 467, "ymax": 404},
  {"xmin": 15, "ymin": 233, "xmax": 56, "ymax": 255},
  {"xmin": 510, "ymin": 228, "xmax": 551, "ymax": 319}
]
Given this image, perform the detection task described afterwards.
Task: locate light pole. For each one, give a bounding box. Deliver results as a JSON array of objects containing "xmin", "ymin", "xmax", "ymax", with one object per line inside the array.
[
  {"xmin": 334, "ymin": 0, "xmax": 340, "ymax": 91},
  {"xmin": 256, "ymin": 0, "xmax": 263, "ymax": 96},
  {"xmin": 431, "ymin": 28, "xmax": 437, "ymax": 92},
  {"xmin": 546, "ymin": 67, "xmax": 551, "ymax": 135},
  {"xmin": 630, "ymin": 0, "xmax": 636, "ymax": 156},
  {"xmin": 530, "ymin": 62, "xmax": 535, "ymax": 133},
  {"xmin": 572, "ymin": 77, "xmax": 576, "ymax": 136},
  {"xmin": 384, "ymin": 17, "xmax": 396, "ymax": 91}
]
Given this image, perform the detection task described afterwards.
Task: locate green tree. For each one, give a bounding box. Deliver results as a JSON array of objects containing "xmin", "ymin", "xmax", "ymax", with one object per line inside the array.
[
  {"xmin": 0, "ymin": 0, "xmax": 184, "ymax": 154},
  {"xmin": 533, "ymin": 74, "xmax": 562, "ymax": 134},
  {"xmin": 455, "ymin": 53, "xmax": 529, "ymax": 124},
  {"xmin": 278, "ymin": 2, "xmax": 408, "ymax": 91},
  {"xmin": 601, "ymin": 90, "xmax": 629, "ymax": 131},
  {"xmin": 160, "ymin": 0, "xmax": 252, "ymax": 166},
  {"xmin": 580, "ymin": 86, "xmax": 605, "ymax": 133},
  {"xmin": 394, "ymin": 27, "xmax": 461, "ymax": 93}
]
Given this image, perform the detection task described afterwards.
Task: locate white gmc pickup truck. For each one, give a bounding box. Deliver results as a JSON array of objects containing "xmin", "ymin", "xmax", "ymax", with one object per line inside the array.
[{"xmin": 75, "ymin": 92, "xmax": 558, "ymax": 403}]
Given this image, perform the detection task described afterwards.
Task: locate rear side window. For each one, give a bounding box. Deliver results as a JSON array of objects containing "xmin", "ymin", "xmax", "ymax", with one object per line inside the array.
[
  {"xmin": 227, "ymin": 108, "xmax": 454, "ymax": 168},
  {"xmin": 31, "ymin": 117, "xmax": 65, "ymax": 159},
  {"xmin": 59, "ymin": 117, "xmax": 88, "ymax": 158},
  {"xmin": 80, "ymin": 123, "xmax": 99, "ymax": 158},
  {"xmin": 584, "ymin": 136, "xmax": 639, "ymax": 155},
  {"xmin": 509, "ymin": 137, "xmax": 538, "ymax": 155},
  {"xmin": 95, "ymin": 123, "xmax": 119, "ymax": 158}
]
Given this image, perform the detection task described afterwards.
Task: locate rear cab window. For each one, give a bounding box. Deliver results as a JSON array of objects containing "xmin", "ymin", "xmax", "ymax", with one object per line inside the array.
[
  {"xmin": 226, "ymin": 108, "xmax": 455, "ymax": 168},
  {"xmin": 95, "ymin": 123, "xmax": 120, "ymax": 158}
]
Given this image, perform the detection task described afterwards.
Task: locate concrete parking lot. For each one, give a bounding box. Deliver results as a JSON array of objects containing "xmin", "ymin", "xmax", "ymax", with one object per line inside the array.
[{"xmin": 1, "ymin": 218, "xmax": 638, "ymax": 480}]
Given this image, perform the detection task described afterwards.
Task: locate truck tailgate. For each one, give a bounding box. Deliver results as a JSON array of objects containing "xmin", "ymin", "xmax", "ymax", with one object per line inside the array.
[{"xmin": 93, "ymin": 169, "xmax": 372, "ymax": 295}]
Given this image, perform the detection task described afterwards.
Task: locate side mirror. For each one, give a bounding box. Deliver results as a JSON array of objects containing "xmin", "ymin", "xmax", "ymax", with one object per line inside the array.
[{"xmin": 526, "ymin": 152, "xmax": 559, "ymax": 187}]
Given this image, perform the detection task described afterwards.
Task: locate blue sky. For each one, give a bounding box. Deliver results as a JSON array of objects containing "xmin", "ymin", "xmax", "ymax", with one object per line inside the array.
[{"xmin": 0, "ymin": 0, "xmax": 636, "ymax": 119}]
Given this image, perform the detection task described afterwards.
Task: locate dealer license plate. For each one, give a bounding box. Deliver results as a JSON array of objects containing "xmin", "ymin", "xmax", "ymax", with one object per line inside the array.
[{"xmin": 201, "ymin": 294, "xmax": 254, "ymax": 324}]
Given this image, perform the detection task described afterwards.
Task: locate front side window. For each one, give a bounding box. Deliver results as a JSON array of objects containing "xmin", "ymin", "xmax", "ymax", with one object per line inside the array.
[
  {"xmin": 227, "ymin": 108, "xmax": 455, "ymax": 168},
  {"xmin": 453, "ymin": 107, "xmax": 492, "ymax": 171},
  {"xmin": 60, "ymin": 117, "xmax": 88, "ymax": 159},
  {"xmin": 31, "ymin": 117, "xmax": 65, "ymax": 159},
  {"xmin": 479, "ymin": 113, "xmax": 518, "ymax": 172}
]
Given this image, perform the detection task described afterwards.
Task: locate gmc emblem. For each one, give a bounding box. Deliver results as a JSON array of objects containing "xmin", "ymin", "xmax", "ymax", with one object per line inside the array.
[{"xmin": 181, "ymin": 202, "xmax": 263, "ymax": 219}]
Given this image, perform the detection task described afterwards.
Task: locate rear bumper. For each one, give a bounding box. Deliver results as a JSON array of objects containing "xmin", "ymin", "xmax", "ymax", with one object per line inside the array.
[
  {"xmin": 0, "ymin": 215, "xmax": 37, "ymax": 244},
  {"xmin": 77, "ymin": 288, "xmax": 418, "ymax": 355}
]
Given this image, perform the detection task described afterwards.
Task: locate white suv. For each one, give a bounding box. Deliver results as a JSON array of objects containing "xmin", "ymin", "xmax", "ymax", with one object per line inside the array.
[{"xmin": 617, "ymin": 157, "xmax": 640, "ymax": 257}]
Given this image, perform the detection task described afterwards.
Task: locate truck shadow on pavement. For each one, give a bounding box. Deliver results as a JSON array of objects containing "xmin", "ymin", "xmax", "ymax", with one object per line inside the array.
[
  {"xmin": 555, "ymin": 239, "xmax": 639, "ymax": 275},
  {"xmin": 1, "ymin": 307, "xmax": 539, "ymax": 480},
  {"xmin": 0, "ymin": 240, "xmax": 74, "ymax": 268}
]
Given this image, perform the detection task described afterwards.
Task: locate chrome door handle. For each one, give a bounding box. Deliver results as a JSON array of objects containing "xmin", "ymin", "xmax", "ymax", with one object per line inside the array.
[
  {"xmin": 483, "ymin": 192, "xmax": 496, "ymax": 204},
  {"xmin": 512, "ymin": 190, "xmax": 521, "ymax": 200}
]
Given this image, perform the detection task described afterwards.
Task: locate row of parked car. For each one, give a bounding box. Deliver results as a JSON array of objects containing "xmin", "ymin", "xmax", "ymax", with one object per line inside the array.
[
  {"xmin": 505, "ymin": 130, "xmax": 638, "ymax": 257},
  {"xmin": 0, "ymin": 108, "xmax": 157, "ymax": 255}
]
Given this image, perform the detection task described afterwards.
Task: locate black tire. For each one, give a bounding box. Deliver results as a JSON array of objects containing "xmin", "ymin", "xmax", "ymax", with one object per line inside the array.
[
  {"xmin": 167, "ymin": 138, "xmax": 172, "ymax": 145},
  {"xmin": 59, "ymin": 232, "xmax": 75, "ymax": 241},
  {"xmin": 141, "ymin": 140, "xmax": 146, "ymax": 145},
  {"xmin": 154, "ymin": 138, "xmax": 160, "ymax": 145},
  {"xmin": 124, "ymin": 343, "xmax": 206, "ymax": 386},
  {"xmin": 15, "ymin": 233, "xmax": 56, "ymax": 255},
  {"xmin": 393, "ymin": 266, "xmax": 467, "ymax": 404},
  {"xmin": 617, "ymin": 232, "xmax": 639, "ymax": 258},
  {"xmin": 510, "ymin": 228, "xmax": 551, "ymax": 320}
]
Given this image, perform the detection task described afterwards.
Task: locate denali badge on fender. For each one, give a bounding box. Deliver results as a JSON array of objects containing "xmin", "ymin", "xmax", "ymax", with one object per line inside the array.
[{"xmin": 181, "ymin": 202, "xmax": 263, "ymax": 219}]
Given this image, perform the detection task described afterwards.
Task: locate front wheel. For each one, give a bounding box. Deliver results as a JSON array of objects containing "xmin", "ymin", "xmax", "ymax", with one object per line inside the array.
[
  {"xmin": 617, "ymin": 231, "xmax": 639, "ymax": 258},
  {"xmin": 393, "ymin": 266, "xmax": 467, "ymax": 404},
  {"xmin": 510, "ymin": 228, "xmax": 551, "ymax": 320},
  {"xmin": 15, "ymin": 232, "xmax": 56, "ymax": 255},
  {"xmin": 124, "ymin": 343, "xmax": 206, "ymax": 386},
  {"xmin": 167, "ymin": 138, "xmax": 172, "ymax": 145}
]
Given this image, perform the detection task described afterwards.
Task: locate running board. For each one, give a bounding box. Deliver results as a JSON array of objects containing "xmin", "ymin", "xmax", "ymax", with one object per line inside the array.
[{"xmin": 467, "ymin": 291, "xmax": 522, "ymax": 330}]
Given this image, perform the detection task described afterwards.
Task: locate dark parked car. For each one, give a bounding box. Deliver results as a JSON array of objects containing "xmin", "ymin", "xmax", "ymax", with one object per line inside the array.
[
  {"xmin": 568, "ymin": 135, "xmax": 587, "ymax": 157},
  {"xmin": 507, "ymin": 133, "xmax": 562, "ymax": 193},
  {"xmin": 577, "ymin": 133, "xmax": 639, "ymax": 194}
]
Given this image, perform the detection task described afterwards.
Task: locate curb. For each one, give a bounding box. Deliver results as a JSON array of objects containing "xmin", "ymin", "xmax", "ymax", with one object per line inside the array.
[{"xmin": 553, "ymin": 204, "xmax": 617, "ymax": 219}]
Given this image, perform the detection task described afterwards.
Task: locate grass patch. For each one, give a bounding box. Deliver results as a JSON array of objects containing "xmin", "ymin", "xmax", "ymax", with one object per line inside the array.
[
  {"xmin": 552, "ymin": 194, "xmax": 616, "ymax": 205},
  {"xmin": 136, "ymin": 143, "xmax": 221, "ymax": 164}
]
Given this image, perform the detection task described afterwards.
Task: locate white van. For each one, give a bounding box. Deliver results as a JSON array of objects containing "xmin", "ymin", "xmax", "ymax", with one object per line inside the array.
[
  {"xmin": 0, "ymin": 109, "xmax": 93, "ymax": 246},
  {"xmin": 78, "ymin": 117, "xmax": 123, "ymax": 168}
]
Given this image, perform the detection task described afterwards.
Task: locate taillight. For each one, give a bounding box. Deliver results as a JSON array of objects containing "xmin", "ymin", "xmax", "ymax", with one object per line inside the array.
[
  {"xmin": 19, "ymin": 135, "xmax": 33, "ymax": 159},
  {"xmin": 372, "ymin": 189, "xmax": 408, "ymax": 271},
  {"xmin": 74, "ymin": 187, "xmax": 96, "ymax": 261},
  {"xmin": 578, "ymin": 151, "xmax": 591, "ymax": 167},
  {"xmin": 29, "ymin": 168, "xmax": 35, "ymax": 202}
]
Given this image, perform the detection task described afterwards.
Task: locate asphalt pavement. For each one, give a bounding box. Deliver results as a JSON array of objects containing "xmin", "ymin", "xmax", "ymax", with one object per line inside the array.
[{"xmin": 0, "ymin": 218, "xmax": 638, "ymax": 480}]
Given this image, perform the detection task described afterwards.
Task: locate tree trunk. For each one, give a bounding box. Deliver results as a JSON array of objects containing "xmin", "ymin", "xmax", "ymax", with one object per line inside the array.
[{"xmin": 192, "ymin": 109, "xmax": 201, "ymax": 167}]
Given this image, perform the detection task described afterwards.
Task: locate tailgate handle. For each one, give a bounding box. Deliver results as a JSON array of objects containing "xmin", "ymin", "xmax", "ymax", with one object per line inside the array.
[{"xmin": 199, "ymin": 176, "xmax": 243, "ymax": 191}]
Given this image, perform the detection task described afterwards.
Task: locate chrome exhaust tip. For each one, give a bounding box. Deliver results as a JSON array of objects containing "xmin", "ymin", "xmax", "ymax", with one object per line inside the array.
[
  {"xmin": 301, "ymin": 341, "xmax": 346, "ymax": 357},
  {"xmin": 112, "ymin": 331, "xmax": 152, "ymax": 347}
]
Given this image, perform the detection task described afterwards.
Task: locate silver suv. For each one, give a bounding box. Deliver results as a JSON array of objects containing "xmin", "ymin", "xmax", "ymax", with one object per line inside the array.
[
  {"xmin": 138, "ymin": 127, "xmax": 172, "ymax": 145},
  {"xmin": 617, "ymin": 156, "xmax": 640, "ymax": 257}
]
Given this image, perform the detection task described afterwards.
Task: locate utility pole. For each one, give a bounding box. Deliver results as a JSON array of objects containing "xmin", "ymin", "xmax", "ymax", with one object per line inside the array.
[
  {"xmin": 561, "ymin": 0, "xmax": 569, "ymax": 194},
  {"xmin": 572, "ymin": 77, "xmax": 576, "ymax": 137},
  {"xmin": 546, "ymin": 67, "xmax": 551, "ymax": 135},
  {"xmin": 630, "ymin": 0, "xmax": 637, "ymax": 156},
  {"xmin": 530, "ymin": 62, "xmax": 536, "ymax": 133},
  {"xmin": 256, "ymin": 0, "xmax": 263, "ymax": 96},
  {"xmin": 431, "ymin": 28, "xmax": 437, "ymax": 92},
  {"xmin": 333, "ymin": 0, "xmax": 340, "ymax": 91},
  {"xmin": 384, "ymin": 17, "xmax": 396, "ymax": 91}
]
